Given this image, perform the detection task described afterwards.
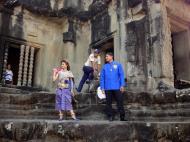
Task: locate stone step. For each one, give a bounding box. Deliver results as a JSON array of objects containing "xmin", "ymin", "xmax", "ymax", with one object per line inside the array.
[
  {"xmin": 1, "ymin": 87, "xmax": 190, "ymax": 107},
  {"xmin": 0, "ymin": 119, "xmax": 190, "ymax": 142},
  {"xmin": 127, "ymin": 102, "xmax": 190, "ymax": 110},
  {"xmin": 2, "ymin": 104, "xmax": 190, "ymax": 121},
  {"xmin": 1, "ymin": 86, "xmax": 190, "ymax": 105},
  {"xmin": 2, "ymin": 86, "xmax": 190, "ymax": 122},
  {"xmin": 128, "ymin": 116, "xmax": 190, "ymax": 121},
  {"xmin": 0, "ymin": 87, "xmax": 30, "ymax": 94},
  {"xmin": 0, "ymin": 108, "xmax": 57, "ymax": 116},
  {"xmin": 0, "ymin": 115, "xmax": 58, "ymax": 120},
  {"xmin": 0, "ymin": 92, "xmax": 55, "ymax": 104},
  {"xmin": 128, "ymin": 108, "xmax": 190, "ymax": 117},
  {"xmin": 0, "ymin": 103, "xmax": 55, "ymax": 109}
]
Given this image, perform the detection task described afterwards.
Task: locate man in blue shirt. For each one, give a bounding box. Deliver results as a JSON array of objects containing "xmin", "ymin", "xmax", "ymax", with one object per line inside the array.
[{"xmin": 100, "ymin": 52, "xmax": 126, "ymax": 121}]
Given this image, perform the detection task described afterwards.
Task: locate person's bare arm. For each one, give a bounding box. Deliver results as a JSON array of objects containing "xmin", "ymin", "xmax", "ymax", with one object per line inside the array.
[
  {"xmin": 97, "ymin": 64, "xmax": 101, "ymax": 73},
  {"xmin": 53, "ymin": 72, "xmax": 58, "ymax": 82}
]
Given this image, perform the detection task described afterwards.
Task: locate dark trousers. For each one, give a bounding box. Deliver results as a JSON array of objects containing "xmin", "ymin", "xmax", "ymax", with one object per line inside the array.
[
  {"xmin": 105, "ymin": 90, "xmax": 125, "ymax": 119},
  {"xmin": 77, "ymin": 66, "xmax": 94, "ymax": 92},
  {"xmin": 5, "ymin": 80, "xmax": 12, "ymax": 84}
]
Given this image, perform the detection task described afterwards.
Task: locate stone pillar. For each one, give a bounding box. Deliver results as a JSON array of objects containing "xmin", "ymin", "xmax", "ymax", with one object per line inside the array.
[
  {"xmin": 27, "ymin": 47, "xmax": 34, "ymax": 87},
  {"xmin": 2, "ymin": 44, "xmax": 9, "ymax": 77},
  {"xmin": 64, "ymin": 42, "xmax": 75, "ymax": 67},
  {"xmin": 118, "ymin": 0, "xmax": 127, "ymax": 68},
  {"xmin": 17, "ymin": 45, "xmax": 25, "ymax": 86},
  {"xmin": 0, "ymin": 40, "xmax": 5, "ymax": 81},
  {"xmin": 159, "ymin": 1, "xmax": 174, "ymax": 86},
  {"xmin": 116, "ymin": 0, "xmax": 128, "ymax": 83},
  {"xmin": 22, "ymin": 45, "xmax": 30, "ymax": 86}
]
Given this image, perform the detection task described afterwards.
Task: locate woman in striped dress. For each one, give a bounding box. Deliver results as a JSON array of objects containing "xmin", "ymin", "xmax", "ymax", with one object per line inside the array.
[{"xmin": 53, "ymin": 60, "xmax": 77, "ymax": 120}]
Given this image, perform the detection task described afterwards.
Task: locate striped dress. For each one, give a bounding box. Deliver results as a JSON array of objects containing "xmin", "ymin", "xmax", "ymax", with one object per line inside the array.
[{"xmin": 55, "ymin": 70, "xmax": 74, "ymax": 111}]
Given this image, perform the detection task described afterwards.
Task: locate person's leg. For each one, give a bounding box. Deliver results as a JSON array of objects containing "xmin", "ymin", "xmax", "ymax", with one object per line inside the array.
[
  {"xmin": 56, "ymin": 89, "xmax": 64, "ymax": 120},
  {"xmin": 105, "ymin": 90, "xmax": 113, "ymax": 121},
  {"xmin": 113, "ymin": 90, "xmax": 125, "ymax": 120},
  {"xmin": 70, "ymin": 110, "xmax": 76, "ymax": 119},
  {"xmin": 5, "ymin": 80, "xmax": 12, "ymax": 84},
  {"xmin": 59, "ymin": 110, "xmax": 63, "ymax": 120},
  {"xmin": 88, "ymin": 67, "xmax": 94, "ymax": 81},
  {"xmin": 77, "ymin": 66, "xmax": 90, "ymax": 92}
]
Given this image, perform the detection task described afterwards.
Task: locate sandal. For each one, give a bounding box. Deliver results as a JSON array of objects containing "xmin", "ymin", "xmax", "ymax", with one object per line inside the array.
[
  {"xmin": 59, "ymin": 113, "xmax": 63, "ymax": 121},
  {"xmin": 71, "ymin": 113, "xmax": 79, "ymax": 121}
]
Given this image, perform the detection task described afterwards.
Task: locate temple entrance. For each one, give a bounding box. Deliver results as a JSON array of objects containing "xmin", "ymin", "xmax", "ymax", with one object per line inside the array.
[
  {"xmin": 170, "ymin": 19, "xmax": 190, "ymax": 89},
  {"xmin": 92, "ymin": 38, "xmax": 114, "ymax": 65},
  {"xmin": 1, "ymin": 39, "xmax": 38, "ymax": 87},
  {"xmin": 7, "ymin": 46, "xmax": 20, "ymax": 85}
]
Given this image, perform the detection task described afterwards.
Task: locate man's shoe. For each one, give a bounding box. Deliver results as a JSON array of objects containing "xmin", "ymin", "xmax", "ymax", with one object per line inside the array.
[
  {"xmin": 85, "ymin": 80, "xmax": 91, "ymax": 84},
  {"xmin": 120, "ymin": 117, "xmax": 127, "ymax": 121},
  {"xmin": 108, "ymin": 117, "xmax": 114, "ymax": 121},
  {"xmin": 98, "ymin": 99, "xmax": 106, "ymax": 104},
  {"xmin": 75, "ymin": 88, "xmax": 81, "ymax": 94}
]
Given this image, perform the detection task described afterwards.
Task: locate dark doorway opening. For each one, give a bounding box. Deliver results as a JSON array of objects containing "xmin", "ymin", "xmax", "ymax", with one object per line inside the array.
[
  {"xmin": 7, "ymin": 46, "xmax": 20, "ymax": 85},
  {"xmin": 171, "ymin": 31, "xmax": 190, "ymax": 89},
  {"xmin": 92, "ymin": 38, "xmax": 114, "ymax": 65}
]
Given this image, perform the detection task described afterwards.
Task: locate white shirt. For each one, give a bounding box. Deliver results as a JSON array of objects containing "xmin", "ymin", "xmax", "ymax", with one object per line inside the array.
[
  {"xmin": 5, "ymin": 70, "xmax": 13, "ymax": 81},
  {"xmin": 84, "ymin": 53, "xmax": 101, "ymax": 67}
]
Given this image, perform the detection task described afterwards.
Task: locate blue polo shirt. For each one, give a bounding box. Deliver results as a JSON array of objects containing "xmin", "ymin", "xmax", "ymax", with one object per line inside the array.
[{"xmin": 100, "ymin": 61, "xmax": 125, "ymax": 90}]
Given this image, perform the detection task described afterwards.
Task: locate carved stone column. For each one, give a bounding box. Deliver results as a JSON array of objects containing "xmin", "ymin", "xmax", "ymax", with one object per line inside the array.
[
  {"xmin": 17, "ymin": 45, "xmax": 25, "ymax": 86},
  {"xmin": 22, "ymin": 45, "xmax": 30, "ymax": 86},
  {"xmin": 27, "ymin": 47, "xmax": 34, "ymax": 87},
  {"xmin": 2, "ymin": 44, "xmax": 9, "ymax": 78},
  {"xmin": 0, "ymin": 40, "xmax": 5, "ymax": 81}
]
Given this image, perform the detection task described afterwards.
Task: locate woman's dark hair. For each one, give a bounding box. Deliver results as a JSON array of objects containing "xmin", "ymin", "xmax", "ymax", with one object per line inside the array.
[{"xmin": 60, "ymin": 60, "xmax": 70, "ymax": 71}]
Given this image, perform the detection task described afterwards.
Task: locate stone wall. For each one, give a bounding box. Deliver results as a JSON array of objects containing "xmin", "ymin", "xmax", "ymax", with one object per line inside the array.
[
  {"xmin": 125, "ymin": 0, "xmax": 190, "ymax": 92},
  {"xmin": 1, "ymin": 0, "xmax": 190, "ymax": 92},
  {"xmin": 0, "ymin": 2, "xmax": 92, "ymax": 91},
  {"xmin": 125, "ymin": 0, "xmax": 150, "ymax": 92}
]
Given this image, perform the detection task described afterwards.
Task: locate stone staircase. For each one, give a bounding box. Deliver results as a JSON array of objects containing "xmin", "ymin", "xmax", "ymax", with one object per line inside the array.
[
  {"xmin": 1, "ymin": 86, "xmax": 190, "ymax": 121},
  {"xmin": 1, "ymin": 86, "xmax": 190, "ymax": 141},
  {"xmin": 0, "ymin": 86, "xmax": 107, "ymax": 120},
  {"xmin": 0, "ymin": 87, "xmax": 57, "ymax": 119}
]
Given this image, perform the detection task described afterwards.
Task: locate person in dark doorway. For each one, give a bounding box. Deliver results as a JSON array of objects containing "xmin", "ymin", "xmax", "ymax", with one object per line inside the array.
[
  {"xmin": 4, "ymin": 64, "xmax": 13, "ymax": 85},
  {"xmin": 76, "ymin": 49, "xmax": 101, "ymax": 92},
  {"xmin": 100, "ymin": 52, "xmax": 126, "ymax": 121}
]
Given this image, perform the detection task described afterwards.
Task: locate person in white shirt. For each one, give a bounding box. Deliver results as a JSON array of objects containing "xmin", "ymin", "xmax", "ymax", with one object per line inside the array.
[
  {"xmin": 4, "ymin": 64, "xmax": 13, "ymax": 84},
  {"xmin": 76, "ymin": 49, "xmax": 101, "ymax": 92}
]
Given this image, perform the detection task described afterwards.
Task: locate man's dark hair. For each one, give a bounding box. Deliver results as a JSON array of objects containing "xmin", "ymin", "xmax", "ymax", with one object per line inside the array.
[{"xmin": 106, "ymin": 52, "xmax": 113, "ymax": 57}]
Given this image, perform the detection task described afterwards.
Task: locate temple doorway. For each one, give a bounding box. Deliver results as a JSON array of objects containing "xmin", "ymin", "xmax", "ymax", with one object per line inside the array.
[
  {"xmin": 7, "ymin": 45, "xmax": 20, "ymax": 85},
  {"xmin": 92, "ymin": 38, "xmax": 114, "ymax": 65},
  {"xmin": 1, "ymin": 40, "xmax": 38, "ymax": 87},
  {"xmin": 170, "ymin": 19, "xmax": 190, "ymax": 89}
]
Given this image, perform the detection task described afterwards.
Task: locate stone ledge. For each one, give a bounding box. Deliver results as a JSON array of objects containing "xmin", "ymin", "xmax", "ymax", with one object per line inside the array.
[{"xmin": 0, "ymin": 119, "xmax": 190, "ymax": 142}]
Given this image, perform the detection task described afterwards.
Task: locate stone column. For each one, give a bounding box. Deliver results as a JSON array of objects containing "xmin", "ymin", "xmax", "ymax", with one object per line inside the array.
[
  {"xmin": 65, "ymin": 42, "xmax": 75, "ymax": 62},
  {"xmin": 22, "ymin": 45, "xmax": 30, "ymax": 86},
  {"xmin": 0, "ymin": 40, "xmax": 5, "ymax": 81},
  {"xmin": 117, "ymin": 0, "xmax": 127, "ymax": 84},
  {"xmin": 159, "ymin": 1, "xmax": 174, "ymax": 85},
  {"xmin": 27, "ymin": 47, "xmax": 34, "ymax": 87},
  {"xmin": 2, "ymin": 44, "xmax": 9, "ymax": 77},
  {"xmin": 17, "ymin": 45, "xmax": 25, "ymax": 86}
]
